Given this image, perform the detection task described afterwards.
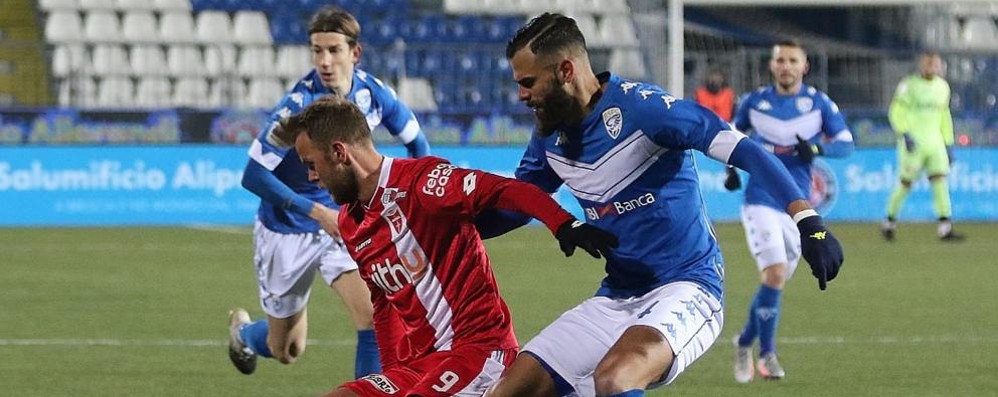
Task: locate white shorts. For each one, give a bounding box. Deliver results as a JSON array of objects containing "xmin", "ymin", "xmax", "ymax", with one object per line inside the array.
[
  {"xmin": 740, "ymin": 204, "xmax": 801, "ymax": 278},
  {"xmin": 252, "ymin": 220, "xmax": 358, "ymax": 319},
  {"xmin": 521, "ymin": 282, "xmax": 724, "ymax": 396}
]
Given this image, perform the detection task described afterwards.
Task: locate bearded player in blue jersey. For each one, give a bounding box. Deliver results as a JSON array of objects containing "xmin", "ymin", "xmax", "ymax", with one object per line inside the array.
[
  {"xmin": 226, "ymin": 6, "xmax": 430, "ymax": 378},
  {"xmin": 726, "ymin": 40, "xmax": 855, "ymax": 383},
  {"xmin": 483, "ymin": 14, "xmax": 844, "ymax": 397}
]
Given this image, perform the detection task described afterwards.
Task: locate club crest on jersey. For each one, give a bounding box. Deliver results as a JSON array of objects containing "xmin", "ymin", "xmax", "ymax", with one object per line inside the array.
[
  {"xmin": 356, "ymin": 89, "xmax": 372, "ymax": 114},
  {"xmin": 602, "ymin": 107, "xmax": 623, "ymax": 139},
  {"xmin": 361, "ymin": 375, "xmax": 400, "ymax": 394},
  {"xmin": 383, "ymin": 207, "xmax": 406, "ymax": 235},
  {"xmin": 796, "ymin": 97, "xmax": 814, "ymax": 113},
  {"xmin": 380, "ymin": 188, "xmax": 408, "ymax": 207}
]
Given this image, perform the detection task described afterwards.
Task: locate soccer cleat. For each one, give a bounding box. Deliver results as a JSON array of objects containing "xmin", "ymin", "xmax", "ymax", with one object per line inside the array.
[
  {"xmin": 733, "ymin": 337, "xmax": 754, "ymax": 384},
  {"xmin": 939, "ymin": 230, "xmax": 966, "ymax": 242},
  {"xmin": 880, "ymin": 219, "xmax": 896, "ymax": 241},
  {"xmin": 756, "ymin": 352, "xmax": 785, "ymax": 380},
  {"xmin": 228, "ymin": 308, "xmax": 257, "ymax": 375},
  {"xmin": 938, "ymin": 221, "xmax": 965, "ymax": 242}
]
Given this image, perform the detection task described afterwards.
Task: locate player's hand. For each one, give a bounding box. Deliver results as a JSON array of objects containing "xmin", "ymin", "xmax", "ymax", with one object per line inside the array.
[
  {"xmin": 723, "ymin": 166, "xmax": 741, "ymax": 191},
  {"xmin": 555, "ymin": 219, "xmax": 619, "ymax": 259},
  {"xmin": 902, "ymin": 133, "xmax": 917, "ymax": 153},
  {"xmin": 795, "ymin": 135, "xmax": 819, "ymax": 163},
  {"xmin": 946, "ymin": 145, "xmax": 954, "ymax": 165},
  {"xmin": 796, "ymin": 212, "xmax": 843, "ymax": 291},
  {"xmin": 310, "ymin": 204, "xmax": 342, "ymax": 244}
]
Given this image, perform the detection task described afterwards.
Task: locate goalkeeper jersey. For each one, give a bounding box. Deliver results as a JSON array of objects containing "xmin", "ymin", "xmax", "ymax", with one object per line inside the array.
[{"xmin": 888, "ymin": 74, "xmax": 954, "ymax": 149}]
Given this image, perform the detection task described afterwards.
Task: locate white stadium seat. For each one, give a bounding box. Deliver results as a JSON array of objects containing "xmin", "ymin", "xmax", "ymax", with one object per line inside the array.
[
  {"xmin": 167, "ymin": 45, "xmax": 207, "ymax": 76},
  {"xmin": 121, "ymin": 11, "xmax": 160, "ymax": 44},
  {"xmin": 58, "ymin": 76, "xmax": 97, "ymax": 107},
  {"xmin": 204, "ymin": 44, "xmax": 237, "ymax": 76},
  {"xmin": 79, "ymin": 0, "xmax": 116, "ymax": 10},
  {"xmin": 209, "ymin": 77, "xmax": 246, "ymax": 108},
  {"xmin": 962, "ymin": 17, "xmax": 998, "ymax": 49},
  {"xmin": 232, "ymin": 11, "xmax": 273, "ymax": 45},
  {"xmin": 116, "ymin": 0, "xmax": 156, "ymax": 10},
  {"xmin": 40, "ymin": 0, "xmax": 79, "ymax": 11},
  {"xmin": 608, "ymin": 48, "xmax": 647, "ymax": 79},
  {"xmin": 570, "ymin": 14, "xmax": 602, "ymax": 48},
  {"xmin": 130, "ymin": 44, "xmax": 169, "ymax": 76},
  {"xmin": 600, "ymin": 14, "xmax": 639, "ymax": 48},
  {"xmin": 45, "ymin": 11, "xmax": 84, "ymax": 43},
  {"xmin": 135, "ymin": 77, "xmax": 173, "ymax": 108},
  {"xmin": 237, "ymin": 46, "xmax": 276, "ymax": 77},
  {"xmin": 244, "ymin": 77, "xmax": 284, "ymax": 108},
  {"xmin": 91, "ymin": 44, "xmax": 131, "ymax": 76},
  {"xmin": 173, "ymin": 77, "xmax": 210, "ymax": 108},
  {"xmin": 196, "ymin": 11, "xmax": 233, "ymax": 44},
  {"xmin": 397, "ymin": 77, "xmax": 438, "ymax": 112},
  {"xmin": 160, "ymin": 11, "xmax": 197, "ymax": 43},
  {"xmin": 52, "ymin": 44, "xmax": 90, "ymax": 77},
  {"xmin": 275, "ymin": 45, "xmax": 312, "ymax": 79},
  {"xmin": 154, "ymin": 0, "xmax": 192, "ymax": 11},
  {"xmin": 97, "ymin": 76, "xmax": 135, "ymax": 107},
  {"xmin": 84, "ymin": 10, "xmax": 122, "ymax": 43}
]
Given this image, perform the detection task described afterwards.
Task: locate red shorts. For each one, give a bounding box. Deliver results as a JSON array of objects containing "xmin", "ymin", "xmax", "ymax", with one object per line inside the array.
[{"xmin": 341, "ymin": 346, "xmax": 517, "ymax": 397}]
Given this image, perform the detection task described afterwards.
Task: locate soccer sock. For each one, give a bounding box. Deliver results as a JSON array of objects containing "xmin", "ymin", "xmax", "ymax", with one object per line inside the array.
[
  {"xmin": 604, "ymin": 390, "xmax": 644, "ymax": 397},
  {"xmin": 931, "ymin": 178, "xmax": 952, "ymax": 219},
  {"xmin": 239, "ymin": 319, "xmax": 273, "ymax": 358},
  {"xmin": 756, "ymin": 284, "xmax": 783, "ymax": 356},
  {"xmin": 354, "ymin": 329, "xmax": 381, "ymax": 379},
  {"xmin": 738, "ymin": 289, "xmax": 762, "ymax": 347},
  {"xmin": 886, "ymin": 184, "xmax": 911, "ymax": 219}
]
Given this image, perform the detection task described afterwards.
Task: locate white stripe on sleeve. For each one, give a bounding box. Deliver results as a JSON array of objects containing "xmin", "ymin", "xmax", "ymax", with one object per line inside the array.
[
  {"xmin": 248, "ymin": 140, "xmax": 284, "ymax": 171},
  {"xmin": 707, "ymin": 129, "xmax": 748, "ymax": 163},
  {"xmin": 396, "ymin": 118, "xmax": 421, "ymax": 144}
]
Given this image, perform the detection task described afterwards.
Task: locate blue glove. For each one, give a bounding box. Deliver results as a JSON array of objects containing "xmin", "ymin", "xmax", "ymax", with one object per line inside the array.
[
  {"xmin": 946, "ymin": 145, "xmax": 954, "ymax": 165},
  {"xmin": 796, "ymin": 212, "xmax": 844, "ymax": 290},
  {"xmin": 902, "ymin": 133, "xmax": 916, "ymax": 153},
  {"xmin": 795, "ymin": 135, "xmax": 820, "ymax": 163},
  {"xmin": 723, "ymin": 166, "xmax": 741, "ymax": 191}
]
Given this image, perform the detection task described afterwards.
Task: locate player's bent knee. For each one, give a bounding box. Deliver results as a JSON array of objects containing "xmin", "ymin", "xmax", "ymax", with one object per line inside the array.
[
  {"xmin": 761, "ymin": 264, "xmax": 787, "ymax": 288},
  {"xmin": 593, "ymin": 364, "xmax": 644, "ymax": 396}
]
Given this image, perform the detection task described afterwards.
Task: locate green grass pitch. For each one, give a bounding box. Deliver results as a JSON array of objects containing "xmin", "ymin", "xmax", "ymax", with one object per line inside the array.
[{"xmin": 1, "ymin": 223, "xmax": 996, "ymax": 396}]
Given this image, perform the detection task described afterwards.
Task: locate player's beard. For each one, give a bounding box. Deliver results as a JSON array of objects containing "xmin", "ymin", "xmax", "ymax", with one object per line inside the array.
[
  {"xmin": 534, "ymin": 79, "xmax": 583, "ymax": 137},
  {"xmin": 324, "ymin": 161, "xmax": 360, "ymax": 206}
]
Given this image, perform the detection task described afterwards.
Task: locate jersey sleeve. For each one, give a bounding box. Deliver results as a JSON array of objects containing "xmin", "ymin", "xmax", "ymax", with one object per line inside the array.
[
  {"xmin": 732, "ymin": 92, "xmax": 754, "ymax": 133},
  {"xmin": 413, "ymin": 159, "xmax": 574, "ymax": 235},
  {"xmin": 639, "ymin": 91, "xmax": 748, "ymax": 164},
  {"xmin": 248, "ymin": 83, "xmax": 311, "ymax": 171},
  {"xmin": 369, "ymin": 76, "xmax": 426, "ymax": 150},
  {"xmin": 817, "ymin": 92, "xmax": 855, "ymax": 158},
  {"xmin": 888, "ymin": 78, "xmax": 911, "ymax": 136},
  {"xmin": 513, "ymin": 135, "xmax": 564, "ymax": 194},
  {"xmin": 941, "ymin": 81, "xmax": 955, "ymax": 146}
]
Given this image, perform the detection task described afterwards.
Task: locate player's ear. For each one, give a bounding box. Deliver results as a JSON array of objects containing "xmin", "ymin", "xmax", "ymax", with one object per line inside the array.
[
  {"xmin": 803, "ymin": 59, "xmax": 811, "ymax": 76},
  {"xmin": 557, "ymin": 58, "xmax": 574, "ymax": 84},
  {"xmin": 352, "ymin": 43, "xmax": 363, "ymax": 65},
  {"xmin": 331, "ymin": 141, "xmax": 349, "ymax": 163}
]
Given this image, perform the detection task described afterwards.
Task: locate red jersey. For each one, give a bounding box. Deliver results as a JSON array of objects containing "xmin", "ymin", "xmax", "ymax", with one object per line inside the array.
[{"xmin": 338, "ymin": 156, "xmax": 573, "ymax": 369}]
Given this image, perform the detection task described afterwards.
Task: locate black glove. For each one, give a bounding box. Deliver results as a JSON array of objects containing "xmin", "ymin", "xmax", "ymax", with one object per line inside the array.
[
  {"xmin": 723, "ymin": 166, "xmax": 741, "ymax": 191},
  {"xmin": 946, "ymin": 145, "xmax": 954, "ymax": 165},
  {"xmin": 902, "ymin": 133, "xmax": 917, "ymax": 153},
  {"xmin": 555, "ymin": 219, "xmax": 619, "ymax": 259},
  {"xmin": 795, "ymin": 135, "xmax": 820, "ymax": 164},
  {"xmin": 796, "ymin": 212, "xmax": 844, "ymax": 291}
]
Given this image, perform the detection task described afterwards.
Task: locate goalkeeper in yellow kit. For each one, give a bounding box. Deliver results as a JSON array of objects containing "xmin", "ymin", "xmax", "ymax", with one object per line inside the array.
[{"xmin": 881, "ymin": 51, "xmax": 964, "ymax": 241}]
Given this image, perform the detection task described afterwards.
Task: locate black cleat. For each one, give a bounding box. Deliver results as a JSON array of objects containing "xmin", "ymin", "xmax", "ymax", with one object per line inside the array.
[
  {"xmin": 228, "ymin": 308, "xmax": 257, "ymax": 375},
  {"xmin": 880, "ymin": 219, "xmax": 896, "ymax": 242}
]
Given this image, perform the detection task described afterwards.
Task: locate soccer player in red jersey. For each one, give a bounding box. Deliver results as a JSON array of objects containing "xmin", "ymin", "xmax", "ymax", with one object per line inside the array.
[{"xmin": 273, "ymin": 96, "xmax": 618, "ymax": 397}]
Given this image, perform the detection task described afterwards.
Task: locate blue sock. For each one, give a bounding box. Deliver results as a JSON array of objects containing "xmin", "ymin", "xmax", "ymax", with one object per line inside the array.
[
  {"xmin": 605, "ymin": 390, "xmax": 644, "ymax": 397},
  {"xmin": 355, "ymin": 329, "xmax": 381, "ymax": 379},
  {"xmin": 738, "ymin": 288, "xmax": 762, "ymax": 347},
  {"xmin": 239, "ymin": 319, "xmax": 273, "ymax": 358},
  {"xmin": 756, "ymin": 284, "xmax": 783, "ymax": 355}
]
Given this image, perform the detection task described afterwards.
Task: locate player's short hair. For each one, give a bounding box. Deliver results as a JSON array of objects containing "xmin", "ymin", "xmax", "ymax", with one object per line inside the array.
[
  {"xmin": 275, "ymin": 95, "xmax": 371, "ymax": 153},
  {"xmin": 308, "ymin": 6, "xmax": 361, "ymax": 47},
  {"xmin": 773, "ymin": 39, "xmax": 806, "ymax": 56},
  {"xmin": 920, "ymin": 50, "xmax": 941, "ymax": 59},
  {"xmin": 506, "ymin": 13, "xmax": 587, "ymax": 61}
]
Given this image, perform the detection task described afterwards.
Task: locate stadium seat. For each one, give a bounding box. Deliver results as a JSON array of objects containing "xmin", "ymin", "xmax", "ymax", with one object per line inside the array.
[
  {"xmin": 97, "ymin": 76, "xmax": 135, "ymax": 108},
  {"xmin": 58, "ymin": 76, "xmax": 98, "ymax": 107},
  {"xmin": 600, "ymin": 14, "xmax": 639, "ymax": 48},
  {"xmin": 40, "ymin": 0, "xmax": 80, "ymax": 11},
  {"xmin": 608, "ymin": 48, "xmax": 646, "ymax": 79},
  {"xmin": 396, "ymin": 77, "xmax": 437, "ymax": 112},
  {"xmin": 160, "ymin": 11, "xmax": 197, "ymax": 44},
  {"xmin": 244, "ymin": 77, "xmax": 284, "ymax": 108},
  {"xmin": 568, "ymin": 14, "xmax": 602, "ymax": 48},
  {"xmin": 134, "ymin": 77, "xmax": 173, "ymax": 107},
  {"xmin": 121, "ymin": 11, "xmax": 160, "ymax": 44},
  {"xmin": 442, "ymin": 0, "xmax": 478, "ymax": 13},
  {"xmin": 130, "ymin": 45, "xmax": 169, "ymax": 76},
  {"xmin": 275, "ymin": 45, "xmax": 312, "ymax": 79},
  {"xmin": 44, "ymin": 11, "xmax": 84, "ymax": 44},
  {"xmin": 84, "ymin": 10, "xmax": 122, "ymax": 43},
  {"xmin": 208, "ymin": 76, "xmax": 246, "ymax": 107},
  {"xmin": 237, "ymin": 46, "xmax": 277, "ymax": 77},
  {"xmin": 204, "ymin": 44, "xmax": 237, "ymax": 76},
  {"xmin": 961, "ymin": 17, "xmax": 997, "ymax": 49},
  {"xmin": 91, "ymin": 44, "xmax": 131, "ymax": 76},
  {"xmin": 52, "ymin": 44, "xmax": 90, "ymax": 78},
  {"xmin": 79, "ymin": 0, "xmax": 116, "ymax": 10},
  {"xmin": 173, "ymin": 76, "xmax": 210, "ymax": 107},
  {"xmin": 167, "ymin": 45, "xmax": 207, "ymax": 76},
  {"xmin": 116, "ymin": 0, "xmax": 157, "ymax": 10},
  {"xmin": 196, "ymin": 11, "xmax": 233, "ymax": 44},
  {"xmin": 270, "ymin": 13, "xmax": 307, "ymax": 45},
  {"xmin": 154, "ymin": 0, "xmax": 192, "ymax": 11},
  {"xmin": 232, "ymin": 11, "xmax": 273, "ymax": 45}
]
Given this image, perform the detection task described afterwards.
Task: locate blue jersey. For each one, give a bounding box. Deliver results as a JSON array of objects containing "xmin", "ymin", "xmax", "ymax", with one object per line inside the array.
[
  {"xmin": 247, "ymin": 69, "xmax": 425, "ymax": 234},
  {"xmin": 733, "ymin": 84, "xmax": 853, "ymax": 211},
  {"xmin": 516, "ymin": 73, "xmax": 745, "ymax": 300}
]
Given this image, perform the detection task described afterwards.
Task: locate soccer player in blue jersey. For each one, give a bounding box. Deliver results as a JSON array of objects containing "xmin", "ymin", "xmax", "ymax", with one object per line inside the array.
[
  {"xmin": 483, "ymin": 14, "xmax": 844, "ymax": 397},
  {"xmin": 725, "ymin": 40, "xmax": 855, "ymax": 383},
  {"xmin": 226, "ymin": 6, "xmax": 430, "ymax": 378}
]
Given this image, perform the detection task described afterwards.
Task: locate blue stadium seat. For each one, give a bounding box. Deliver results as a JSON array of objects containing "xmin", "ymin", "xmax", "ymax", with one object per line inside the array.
[
  {"xmin": 367, "ymin": 16, "xmax": 399, "ymax": 45},
  {"xmin": 270, "ymin": 13, "xmax": 307, "ymax": 44},
  {"xmin": 190, "ymin": 0, "xmax": 223, "ymax": 12},
  {"xmin": 451, "ymin": 16, "xmax": 486, "ymax": 43},
  {"xmin": 456, "ymin": 51, "xmax": 480, "ymax": 76}
]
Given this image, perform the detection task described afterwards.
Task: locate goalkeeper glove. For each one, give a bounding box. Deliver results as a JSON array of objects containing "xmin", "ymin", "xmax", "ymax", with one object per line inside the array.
[
  {"xmin": 795, "ymin": 135, "xmax": 821, "ymax": 164},
  {"xmin": 555, "ymin": 219, "xmax": 619, "ymax": 259},
  {"xmin": 796, "ymin": 211, "xmax": 844, "ymax": 291},
  {"xmin": 902, "ymin": 133, "xmax": 917, "ymax": 153},
  {"xmin": 724, "ymin": 166, "xmax": 741, "ymax": 191}
]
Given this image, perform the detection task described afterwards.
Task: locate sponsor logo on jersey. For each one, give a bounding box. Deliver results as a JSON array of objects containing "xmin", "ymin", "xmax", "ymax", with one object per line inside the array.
[
  {"xmin": 355, "ymin": 89, "xmax": 372, "ymax": 114},
  {"xmin": 638, "ymin": 89, "xmax": 655, "ymax": 100},
  {"xmin": 380, "ymin": 188, "xmax": 407, "ymax": 207},
  {"xmin": 602, "ymin": 107, "xmax": 623, "ymax": 139},
  {"xmin": 356, "ymin": 238, "xmax": 372, "ymax": 252},
  {"xmin": 361, "ymin": 374, "xmax": 400, "ymax": 394},
  {"xmin": 584, "ymin": 192, "xmax": 656, "ymax": 220},
  {"xmin": 620, "ymin": 81, "xmax": 639, "ymax": 94},
  {"xmin": 796, "ymin": 97, "xmax": 814, "ymax": 113},
  {"xmin": 809, "ymin": 159, "xmax": 838, "ymax": 215},
  {"xmin": 661, "ymin": 95, "xmax": 676, "ymax": 109},
  {"xmin": 757, "ymin": 100, "xmax": 772, "ymax": 111},
  {"xmin": 289, "ymin": 92, "xmax": 304, "ymax": 108},
  {"xmin": 369, "ymin": 248, "xmax": 430, "ymax": 294},
  {"xmin": 422, "ymin": 163, "xmax": 457, "ymax": 197},
  {"xmin": 276, "ymin": 106, "xmax": 292, "ymax": 119}
]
